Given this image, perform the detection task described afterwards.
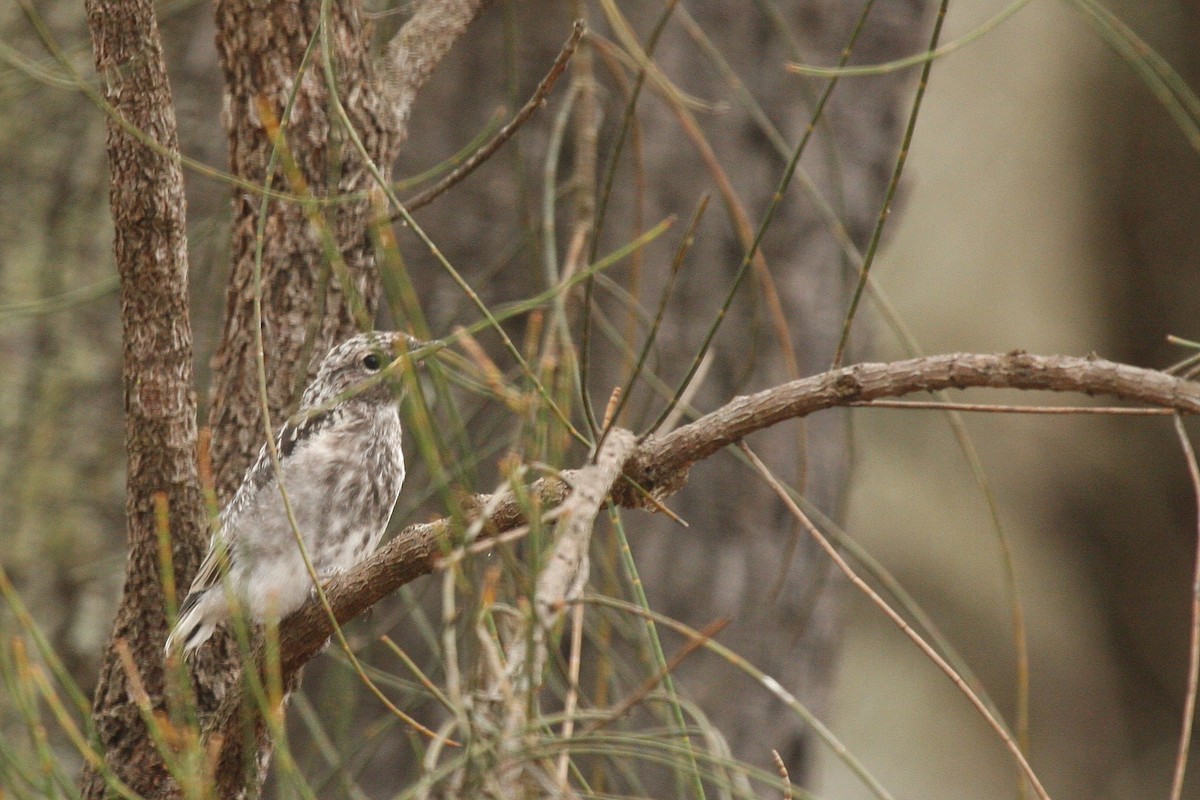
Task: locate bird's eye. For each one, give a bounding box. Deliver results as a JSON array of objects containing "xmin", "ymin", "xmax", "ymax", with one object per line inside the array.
[{"xmin": 362, "ymin": 353, "xmax": 383, "ymax": 371}]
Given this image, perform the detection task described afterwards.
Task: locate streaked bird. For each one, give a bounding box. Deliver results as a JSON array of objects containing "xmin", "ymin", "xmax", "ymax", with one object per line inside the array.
[{"xmin": 166, "ymin": 331, "xmax": 420, "ymax": 655}]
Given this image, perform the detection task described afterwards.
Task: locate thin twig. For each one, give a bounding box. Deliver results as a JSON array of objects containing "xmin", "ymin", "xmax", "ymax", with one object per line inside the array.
[
  {"xmin": 573, "ymin": 6, "xmax": 602, "ymax": 437},
  {"xmin": 618, "ymin": 0, "xmax": 881, "ymax": 436},
  {"xmin": 596, "ymin": 193, "xmax": 709, "ymax": 451},
  {"xmin": 377, "ymin": 0, "xmax": 483, "ymax": 135},
  {"xmin": 582, "ymin": 593, "xmax": 893, "ymax": 800},
  {"xmin": 582, "ymin": 616, "xmax": 729, "ymax": 736},
  {"xmin": 556, "ymin": 602, "xmax": 587, "ymax": 790},
  {"xmin": 654, "ymin": 350, "xmax": 712, "ymax": 436},
  {"xmin": 833, "ymin": 0, "xmax": 948, "ymax": 366},
  {"xmin": 396, "ymin": 21, "xmax": 585, "ymax": 214},
  {"xmin": 851, "ymin": 399, "xmax": 1175, "ymax": 415}
]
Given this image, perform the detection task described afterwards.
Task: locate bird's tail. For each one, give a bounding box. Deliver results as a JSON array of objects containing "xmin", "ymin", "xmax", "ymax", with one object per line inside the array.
[{"xmin": 164, "ymin": 590, "xmax": 221, "ymax": 656}]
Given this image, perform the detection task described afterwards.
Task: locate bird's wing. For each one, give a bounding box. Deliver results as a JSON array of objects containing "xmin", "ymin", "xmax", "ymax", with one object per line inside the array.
[
  {"xmin": 179, "ymin": 534, "xmax": 232, "ymax": 615},
  {"xmin": 180, "ymin": 408, "xmax": 338, "ymax": 605},
  {"xmin": 277, "ymin": 406, "xmax": 335, "ymax": 459}
]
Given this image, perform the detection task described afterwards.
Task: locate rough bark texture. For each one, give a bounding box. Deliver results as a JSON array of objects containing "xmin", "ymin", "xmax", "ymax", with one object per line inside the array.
[
  {"xmin": 206, "ymin": 0, "xmax": 482, "ymax": 507},
  {"xmin": 77, "ymin": 0, "xmax": 484, "ymax": 796},
  {"xmin": 206, "ymin": 0, "xmax": 390, "ymax": 505},
  {"xmin": 184, "ymin": 2, "xmax": 481, "ymax": 796},
  {"xmin": 80, "ymin": 0, "xmax": 207, "ymax": 797}
]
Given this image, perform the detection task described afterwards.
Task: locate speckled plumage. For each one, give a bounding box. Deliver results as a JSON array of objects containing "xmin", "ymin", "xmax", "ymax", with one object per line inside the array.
[{"xmin": 166, "ymin": 331, "xmax": 417, "ymax": 655}]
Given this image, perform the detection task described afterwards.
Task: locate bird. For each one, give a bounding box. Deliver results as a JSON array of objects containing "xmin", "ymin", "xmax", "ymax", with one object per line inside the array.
[{"xmin": 165, "ymin": 330, "xmax": 421, "ymax": 655}]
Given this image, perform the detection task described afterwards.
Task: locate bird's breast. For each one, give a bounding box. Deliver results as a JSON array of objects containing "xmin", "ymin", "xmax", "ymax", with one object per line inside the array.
[{"xmin": 307, "ymin": 406, "xmax": 404, "ymax": 572}]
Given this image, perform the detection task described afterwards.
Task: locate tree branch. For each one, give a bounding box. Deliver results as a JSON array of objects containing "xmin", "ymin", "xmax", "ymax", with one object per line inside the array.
[
  {"xmin": 495, "ymin": 428, "xmax": 636, "ymax": 795},
  {"xmin": 202, "ymin": 350, "xmax": 1200, "ymax": 777},
  {"xmin": 629, "ymin": 350, "xmax": 1200, "ymax": 485},
  {"xmin": 377, "ymin": 0, "xmax": 486, "ymax": 137}
]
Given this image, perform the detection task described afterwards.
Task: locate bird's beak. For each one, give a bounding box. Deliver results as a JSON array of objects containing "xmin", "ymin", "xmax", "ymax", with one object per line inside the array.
[{"xmin": 392, "ymin": 332, "xmax": 437, "ymax": 365}]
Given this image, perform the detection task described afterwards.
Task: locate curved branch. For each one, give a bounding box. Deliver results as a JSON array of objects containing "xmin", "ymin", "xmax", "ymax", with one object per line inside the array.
[
  {"xmin": 288, "ymin": 351, "xmax": 1200, "ymax": 656},
  {"xmin": 631, "ymin": 350, "xmax": 1200, "ymax": 486},
  {"xmin": 377, "ymin": 0, "xmax": 486, "ymax": 136},
  {"xmin": 208, "ymin": 350, "xmax": 1200, "ymax": 774}
]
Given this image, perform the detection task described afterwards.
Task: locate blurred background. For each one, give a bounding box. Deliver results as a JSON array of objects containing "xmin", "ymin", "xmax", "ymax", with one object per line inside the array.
[
  {"xmin": 828, "ymin": 2, "xmax": 1200, "ymax": 798},
  {"xmin": 3, "ymin": 1, "xmax": 1200, "ymax": 798}
]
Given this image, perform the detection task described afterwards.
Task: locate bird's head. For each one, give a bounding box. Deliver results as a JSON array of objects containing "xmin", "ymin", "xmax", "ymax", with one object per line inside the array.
[{"xmin": 300, "ymin": 331, "xmax": 425, "ymax": 411}]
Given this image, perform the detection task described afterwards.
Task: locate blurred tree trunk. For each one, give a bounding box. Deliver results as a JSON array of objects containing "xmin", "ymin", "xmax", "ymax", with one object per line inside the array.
[
  {"xmin": 397, "ymin": 1, "xmax": 930, "ymax": 782},
  {"xmin": 1072, "ymin": 1, "xmax": 1200, "ymax": 761}
]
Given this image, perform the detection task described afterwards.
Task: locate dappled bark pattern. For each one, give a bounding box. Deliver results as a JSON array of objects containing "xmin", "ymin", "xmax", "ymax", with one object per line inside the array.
[
  {"xmin": 80, "ymin": 0, "xmax": 207, "ymax": 796},
  {"xmin": 187, "ymin": 2, "xmax": 481, "ymax": 795},
  {"xmin": 206, "ymin": 0, "xmax": 394, "ymax": 503}
]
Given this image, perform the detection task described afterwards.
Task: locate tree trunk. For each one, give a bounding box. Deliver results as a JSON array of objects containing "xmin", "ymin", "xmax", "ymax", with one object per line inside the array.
[
  {"xmin": 80, "ymin": 0, "xmax": 206, "ymax": 796},
  {"xmin": 206, "ymin": 0, "xmax": 389, "ymax": 506},
  {"xmin": 206, "ymin": 0, "xmax": 481, "ymax": 505},
  {"xmin": 81, "ymin": 1, "xmax": 480, "ymax": 797}
]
